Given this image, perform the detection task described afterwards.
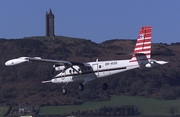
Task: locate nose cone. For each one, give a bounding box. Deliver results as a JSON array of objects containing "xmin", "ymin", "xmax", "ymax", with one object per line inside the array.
[{"xmin": 5, "ymin": 60, "xmax": 14, "ymax": 66}]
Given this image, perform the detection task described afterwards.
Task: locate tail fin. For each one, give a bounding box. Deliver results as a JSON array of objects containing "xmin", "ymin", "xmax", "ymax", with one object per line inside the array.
[{"xmin": 130, "ymin": 26, "xmax": 152, "ymax": 62}]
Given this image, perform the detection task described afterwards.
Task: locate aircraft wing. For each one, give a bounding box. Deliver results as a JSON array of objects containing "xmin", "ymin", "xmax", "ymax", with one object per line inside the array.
[
  {"xmin": 5, "ymin": 57, "xmax": 87, "ymax": 67},
  {"xmin": 28, "ymin": 57, "xmax": 72, "ymax": 65}
]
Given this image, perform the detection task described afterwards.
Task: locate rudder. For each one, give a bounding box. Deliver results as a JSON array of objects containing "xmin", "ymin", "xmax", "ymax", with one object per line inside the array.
[{"xmin": 130, "ymin": 26, "xmax": 152, "ymax": 62}]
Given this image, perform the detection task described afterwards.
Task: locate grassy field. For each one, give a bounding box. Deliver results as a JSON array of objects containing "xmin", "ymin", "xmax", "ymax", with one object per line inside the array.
[
  {"xmin": 0, "ymin": 106, "xmax": 9, "ymax": 117},
  {"xmin": 39, "ymin": 95, "xmax": 180, "ymax": 115}
]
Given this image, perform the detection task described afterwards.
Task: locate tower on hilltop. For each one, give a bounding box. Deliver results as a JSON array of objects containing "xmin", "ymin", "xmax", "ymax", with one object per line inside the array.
[{"xmin": 46, "ymin": 9, "xmax": 55, "ymax": 37}]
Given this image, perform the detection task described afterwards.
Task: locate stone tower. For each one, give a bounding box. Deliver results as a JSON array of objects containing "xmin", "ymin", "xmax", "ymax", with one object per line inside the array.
[{"xmin": 46, "ymin": 9, "xmax": 55, "ymax": 37}]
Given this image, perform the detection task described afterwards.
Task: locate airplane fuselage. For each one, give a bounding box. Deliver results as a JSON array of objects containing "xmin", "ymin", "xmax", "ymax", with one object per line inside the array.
[{"xmin": 51, "ymin": 59, "xmax": 139, "ymax": 84}]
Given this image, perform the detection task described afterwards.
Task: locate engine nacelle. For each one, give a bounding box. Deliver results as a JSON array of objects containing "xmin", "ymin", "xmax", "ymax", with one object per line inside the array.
[{"xmin": 53, "ymin": 64, "xmax": 65, "ymax": 71}]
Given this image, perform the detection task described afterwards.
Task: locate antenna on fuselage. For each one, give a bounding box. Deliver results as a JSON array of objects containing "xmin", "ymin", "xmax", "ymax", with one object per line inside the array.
[{"xmin": 96, "ymin": 59, "xmax": 98, "ymax": 62}]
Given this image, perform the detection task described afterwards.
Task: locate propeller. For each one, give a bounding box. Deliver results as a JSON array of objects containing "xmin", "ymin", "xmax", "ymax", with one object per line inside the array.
[{"xmin": 51, "ymin": 67, "xmax": 55, "ymax": 75}]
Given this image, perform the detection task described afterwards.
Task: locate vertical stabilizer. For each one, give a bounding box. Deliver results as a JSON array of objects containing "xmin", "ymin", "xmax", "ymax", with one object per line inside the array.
[{"xmin": 130, "ymin": 26, "xmax": 152, "ymax": 62}]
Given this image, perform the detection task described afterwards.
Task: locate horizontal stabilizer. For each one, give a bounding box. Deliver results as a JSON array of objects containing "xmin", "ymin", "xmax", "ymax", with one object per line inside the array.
[
  {"xmin": 155, "ymin": 61, "xmax": 168, "ymax": 65},
  {"xmin": 145, "ymin": 60, "xmax": 168, "ymax": 68}
]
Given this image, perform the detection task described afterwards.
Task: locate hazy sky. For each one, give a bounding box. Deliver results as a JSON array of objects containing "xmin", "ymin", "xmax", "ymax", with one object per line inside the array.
[{"xmin": 0, "ymin": 0, "xmax": 180, "ymax": 44}]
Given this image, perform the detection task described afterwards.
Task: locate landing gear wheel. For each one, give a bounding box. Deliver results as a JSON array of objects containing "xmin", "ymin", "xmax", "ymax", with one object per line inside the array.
[
  {"xmin": 102, "ymin": 83, "xmax": 108, "ymax": 90},
  {"xmin": 62, "ymin": 88, "xmax": 67, "ymax": 94},
  {"xmin": 78, "ymin": 83, "xmax": 84, "ymax": 90}
]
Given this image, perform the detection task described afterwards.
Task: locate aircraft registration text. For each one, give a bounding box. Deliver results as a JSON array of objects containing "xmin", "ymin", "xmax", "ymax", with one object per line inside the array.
[{"xmin": 105, "ymin": 61, "xmax": 117, "ymax": 66}]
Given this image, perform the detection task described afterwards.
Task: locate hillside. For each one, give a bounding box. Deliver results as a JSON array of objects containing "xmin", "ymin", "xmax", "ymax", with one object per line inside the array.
[{"xmin": 0, "ymin": 36, "xmax": 180, "ymax": 106}]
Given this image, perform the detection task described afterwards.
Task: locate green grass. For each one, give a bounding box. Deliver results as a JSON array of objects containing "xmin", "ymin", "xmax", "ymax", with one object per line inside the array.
[
  {"xmin": 0, "ymin": 106, "xmax": 9, "ymax": 117},
  {"xmin": 38, "ymin": 95, "xmax": 180, "ymax": 115}
]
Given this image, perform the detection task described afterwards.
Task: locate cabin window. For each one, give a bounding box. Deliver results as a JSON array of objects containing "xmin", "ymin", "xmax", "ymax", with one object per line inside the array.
[
  {"xmin": 69, "ymin": 70, "xmax": 72, "ymax": 73},
  {"xmin": 99, "ymin": 65, "xmax": 101, "ymax": 69}
]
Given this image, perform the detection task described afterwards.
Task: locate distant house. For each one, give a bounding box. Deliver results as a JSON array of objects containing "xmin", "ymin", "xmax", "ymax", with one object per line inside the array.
[{"xmin": 19, "ymin": 106, "xmax": 34, "ymax": 114}]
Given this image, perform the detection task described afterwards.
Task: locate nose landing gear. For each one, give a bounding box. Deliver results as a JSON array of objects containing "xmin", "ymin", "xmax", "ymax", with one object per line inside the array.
[
  {"xmin": 62, "ymin": 82, "xmax": 68, "ymax": 94},
  {"xmin": 78, "ymin": 83, "xmax": 84, "ymax": 90},
  {"xmin": 62, "ymin": 88, "xmax": 67, "ymax": 94}
]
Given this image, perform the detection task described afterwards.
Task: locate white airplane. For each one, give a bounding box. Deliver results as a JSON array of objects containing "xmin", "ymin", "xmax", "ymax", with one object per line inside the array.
[{"xmin": 5, "ymin": 26, "xmax": 168, "ymax": 94}]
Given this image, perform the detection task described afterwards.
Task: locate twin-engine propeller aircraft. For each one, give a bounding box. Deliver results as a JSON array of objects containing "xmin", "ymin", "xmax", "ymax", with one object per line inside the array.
[{"xmin": 5, "ymin": 26, "xmax": 168, "ymax": 94}]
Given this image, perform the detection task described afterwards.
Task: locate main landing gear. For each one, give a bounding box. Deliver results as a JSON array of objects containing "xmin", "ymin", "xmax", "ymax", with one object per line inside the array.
[
  {"xmin": 62, "ymin": 87, "xmax": 67, "ymax": 94},
  {"xmin": 62, "ymin": 83, "xmax": 84, "ymax": 94},
  {"xmin": 102, "ymin": 83, "xmax": 108, "ymax": 90},
  {"xmin": 62, "ymin": 83, "xmax": 108, "ymax": 94}
]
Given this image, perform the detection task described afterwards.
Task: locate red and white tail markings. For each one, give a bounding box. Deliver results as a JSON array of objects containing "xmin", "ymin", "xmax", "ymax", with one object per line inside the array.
[{"xmin": 130, "ymin": 26, "xmax": 152, "ymax": 62}]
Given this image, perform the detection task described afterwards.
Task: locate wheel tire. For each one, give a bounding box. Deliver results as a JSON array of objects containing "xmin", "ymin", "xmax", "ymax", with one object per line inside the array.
[
  {"xmin": 102, "ymin": 83, "xmax": 108, "ymax": 90},
  {"xmin": 78, "ymin": 83, "xmax": 84, "ymax": 90},
  {"xmin": 62, "ymin": 88, "xmax": 67, "ymax": 94}
]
